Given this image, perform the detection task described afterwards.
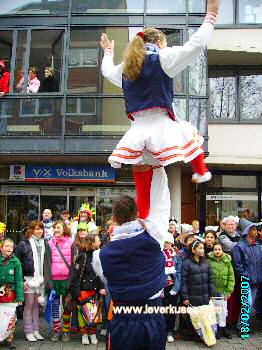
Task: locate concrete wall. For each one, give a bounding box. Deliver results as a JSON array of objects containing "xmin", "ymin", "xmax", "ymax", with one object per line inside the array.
[{"xmin": 207, "ymin": 124, "xmax": 262, "ymax": 165}]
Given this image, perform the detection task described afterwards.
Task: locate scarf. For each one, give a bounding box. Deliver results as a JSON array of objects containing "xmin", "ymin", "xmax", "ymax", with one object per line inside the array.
[
  {"xmin": 145, "ymin": 43, "xmax": 160, "ymax": 55},
  {"xmin": 29, "ymin": 237, "xmax": 45, "ymax": 303}
]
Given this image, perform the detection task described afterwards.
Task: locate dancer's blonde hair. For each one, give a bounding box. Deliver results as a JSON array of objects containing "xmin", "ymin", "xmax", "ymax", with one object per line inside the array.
[{"xmin": 123, "ymin": 28, "xmax": 166, "ymax": 81}]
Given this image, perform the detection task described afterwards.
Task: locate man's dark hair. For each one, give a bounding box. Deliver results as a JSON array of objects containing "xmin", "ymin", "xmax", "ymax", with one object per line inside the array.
[{"xmin": 112, "ymin": 195, "xmax": 137, "ymax": 226}]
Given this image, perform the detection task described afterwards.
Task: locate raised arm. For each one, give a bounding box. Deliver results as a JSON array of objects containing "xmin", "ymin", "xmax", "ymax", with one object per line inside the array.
[
  {"xmin": 159, "ymin": 0, "xmax": 219, "ymax": 78},
  {"xmin": 100, "ymin": 33, "xmax": 123, "ymax": 88}
]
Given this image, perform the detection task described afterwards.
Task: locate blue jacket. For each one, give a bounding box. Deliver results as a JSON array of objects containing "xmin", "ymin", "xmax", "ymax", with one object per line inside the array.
[
  {"xmin": 232, "ymin": 224, "xmax": 262, "ymax": 286},
  {"xmin": 100, "ymin": 228, "xmax": 166, "ymax": 302},
  {"xmin": 122, "ymin": 54, "xmax": 175, "ymax": 120},
  {"xmin": 170, "ymin": 253, "xmax": 183, "ymax": 295}
]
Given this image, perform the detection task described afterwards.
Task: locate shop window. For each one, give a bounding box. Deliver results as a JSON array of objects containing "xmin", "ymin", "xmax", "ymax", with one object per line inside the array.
[
  {"xmin": 206, "ymin": 192, "xmax": 258, "ymax": 225},
  {"xmin": 208, "ymin": 175, "xmax": 257, "ymax": 188},
  {"xmin": 238, "ymin": 0, "xmax": 262, "ymax": 24},
  {"xmin": 209, "ymin": 76, "xmax": 236, "ymax": 119},
  {"xmin": 0, "ymin": 0, "xmax": 69, "ymax": 15},
  {"xmin": 240, "ymin": 73, "xmax": 262, "ymax": 119},
  {"xmin": 71, "ymin": 0, "xmax": 144, "ymax": 13},
  {"xmin": 188, "ymin": 0, "xmax": 206, "ymax": 13}
]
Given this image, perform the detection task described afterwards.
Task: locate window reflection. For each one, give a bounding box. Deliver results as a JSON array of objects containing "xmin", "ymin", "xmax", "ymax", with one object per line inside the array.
[
  {"xmin": 72, "ymin": 0, "xmax": 144, "ymax": 13},
  {"xmin": 209, "ymin": 77, "xmax": 236, "ymax": 119},
  {"xmin": 147, "ymin": 0, "xmax": 185, "ymax": 13},
  {"xmin": 0, "ymin": 0, "xmax": 69, "ymax": 15},
  {"xmin": 239, "ymin": 0, "xmax": 262, "ymax": 24},
  {"xmin": 240, "ymin": 74, "xmax": 262, "ymax": 119},
  {"xmin": 217, "ymin": 0, "xmax": 234, "ymax": 24}
]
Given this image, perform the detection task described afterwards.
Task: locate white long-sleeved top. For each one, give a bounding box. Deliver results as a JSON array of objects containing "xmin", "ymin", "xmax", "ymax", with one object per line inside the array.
[{"xmin": 101, "ymin": 14, "xmax": 216, "ymax": 89}]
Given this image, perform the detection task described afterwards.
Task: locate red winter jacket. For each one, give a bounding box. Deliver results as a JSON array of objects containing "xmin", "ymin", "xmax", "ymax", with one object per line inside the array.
[{"xmin": 0, "ymin": 72, "xmax": 10, "ymax": 94}]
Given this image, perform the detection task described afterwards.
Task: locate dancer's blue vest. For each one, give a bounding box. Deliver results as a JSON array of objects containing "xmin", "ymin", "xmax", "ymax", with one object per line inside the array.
[
  {"xmin": 122, "ymin": 54, "xmax": 175, "ymax": 120},
  {"xmin": 100, "ymin": 230, "xmax": 166, "ymax": 302}
]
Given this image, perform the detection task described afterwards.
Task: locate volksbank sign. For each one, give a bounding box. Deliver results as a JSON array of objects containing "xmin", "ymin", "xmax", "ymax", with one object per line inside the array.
[{"xmin": 10, "ymin": 165, "xmax": 115, "ymax": 183}]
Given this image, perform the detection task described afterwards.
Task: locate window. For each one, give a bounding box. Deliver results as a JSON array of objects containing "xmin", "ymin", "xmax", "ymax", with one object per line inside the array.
[
  {"xmin": 188, "ymin": 0, "xmax": 206, "ymax": 13},
  {"xmin": 209, "ymin": 76, "xmax": 236, "ymax": 119},
  {"xmin": 0, "ymin": 0, "xmax": 69, "ymax": 15},
  {"xmin": 72, "ymin": 0, "xmax": 144, "ymax": 13},
  {"xmin": 217, "ymin": 0, "xmax": 234, "ymax": 25},
  {"xmin": 209, "ymin": 69, "xmax": 262, "ymax": 121},
  {"xmin": 240, "ymin": 73, "xmax": 262, "ymax": 119},
  {"xmin": 147, "ymin": 0, "xmax": 186, "ymax": 13},
  {"xmin": 239, "ymin": 0, "xmax": 262, "ymax": 24}
]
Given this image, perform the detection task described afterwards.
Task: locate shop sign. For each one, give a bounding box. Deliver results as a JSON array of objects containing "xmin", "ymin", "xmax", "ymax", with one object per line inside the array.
[
  {"xmin": 206, "ymin": 194, "xmax": 257, "ymax": 201},
  {"xmin": 9, "ymin": 165, "xmax": 25, "ymax": 181},
  {"xmin": 24, "ymin": 166, "xmax": 115, "ymax": 183}
]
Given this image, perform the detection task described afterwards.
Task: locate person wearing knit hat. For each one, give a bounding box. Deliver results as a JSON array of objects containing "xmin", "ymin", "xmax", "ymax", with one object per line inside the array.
[
  {"xmin": 0, "ymin": 60, "xmax": 10, "ymax": 97},
  {"xmin": 71, "ymin": 204, "xmax": 98, "ymax": 240}
]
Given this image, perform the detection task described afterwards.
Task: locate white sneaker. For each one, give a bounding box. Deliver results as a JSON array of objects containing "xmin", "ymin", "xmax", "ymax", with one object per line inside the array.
[
  {"xmin": 89, "ymin": 334, "xmax": 98, "ymax": 345},
  {"xmin": 167, "ymin": 334, "xmax": 175, "ymax": 343},
  {"xmin": 26, "ymin": 333, "xmax": 37, "ymax": 342},
  {"xmin": 192, "ymin": 171, "xmax": 212, "ymax": 184},
  {"xmin": 34, "ymin": 330, "xmax": 44, "ymax": 340},
  {"xmin": 100, "ymin": 329, "xmax": 107, "ymax": 336},
  {"xmin": 82, "ymin": 334, "xmax": 90, "ymax": 345}
]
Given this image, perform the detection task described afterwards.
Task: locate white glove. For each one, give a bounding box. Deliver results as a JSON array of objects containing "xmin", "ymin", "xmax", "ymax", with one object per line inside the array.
[{"xmin": 169, "ymin": 290, "xmax": 177, "ymax": 296}]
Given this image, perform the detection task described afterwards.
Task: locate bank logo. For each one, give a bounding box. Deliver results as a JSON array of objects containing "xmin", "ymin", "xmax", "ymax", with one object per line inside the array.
[
  {"xmin": 32, "ymin": 167, "xmax": 52, "ymax": 177},
  {"xmin": 10, "ymin": 165, "xmax": 25, "ymax": 181}
]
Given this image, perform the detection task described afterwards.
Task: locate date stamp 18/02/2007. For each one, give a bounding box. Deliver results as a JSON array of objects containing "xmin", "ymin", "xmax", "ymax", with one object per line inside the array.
[{"xmin": 240, "ymin": 275, "xmax": 251, "ymax": 340}]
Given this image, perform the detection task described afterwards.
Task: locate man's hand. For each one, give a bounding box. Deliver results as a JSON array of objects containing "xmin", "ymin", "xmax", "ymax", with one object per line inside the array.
[
  {"xmin": 100, "ymin": 33, "xmax": 114, "ymax": 51},
  {"xmin": 207, "ymin": 0, "xmax": 220, "ymax": 15},
  {"xmin": 183, "ymin": 299, "xmax": 190, "ymax": 306}
]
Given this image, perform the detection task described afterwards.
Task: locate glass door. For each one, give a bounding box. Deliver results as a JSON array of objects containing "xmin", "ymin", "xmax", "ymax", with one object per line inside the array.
[{"xmin": 40, "ymin": 188, "xmax": 67, "ymax": 221}]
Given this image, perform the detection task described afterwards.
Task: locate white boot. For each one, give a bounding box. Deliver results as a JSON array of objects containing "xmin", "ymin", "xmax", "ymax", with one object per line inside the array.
[
  {"xmin": 26, "ymin": 333, "xmax": 37, "ymax": 342},
  {"xmin": 89, "ymin": 334, "xmax": 98, "ymax": 345},
  {"xmin": 34, "ymin": 330, "xmax": 44, "ymax": 340},
  {"xmin": 82, "ymin": 334, "xmax": 90, "ymax": 345},
  {"xmin": 192, "ymin": 171, "xmax": 212, "ymax": 184}
]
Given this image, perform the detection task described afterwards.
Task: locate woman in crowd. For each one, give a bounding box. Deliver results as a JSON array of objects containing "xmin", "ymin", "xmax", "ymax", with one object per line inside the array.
[
  {"xmin": 44, "ymin": 221, "xmax": 77, "ymax": 342},
  {"xmin": 208, "ymin": 243, "xmax": 235, "ymax": 339},
  {"xmin": 15, "ymin": 221, "xmax": 46, "ymax": 342}
]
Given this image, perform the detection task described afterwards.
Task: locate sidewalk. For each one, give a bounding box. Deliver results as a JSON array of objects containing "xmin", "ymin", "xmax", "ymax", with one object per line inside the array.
[{"xmin": 9, "ymin": 318, "xmax": 262, "ymax": 350}]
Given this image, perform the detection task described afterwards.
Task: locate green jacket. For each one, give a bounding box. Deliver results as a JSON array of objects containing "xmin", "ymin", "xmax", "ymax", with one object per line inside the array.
[
  {"xmin": 0, "ymin": 254, "xmax": 24, "ymax": 302},
  {"xmin": 208, "ymin": 252, "xmax": 235, "ymax": 296}
]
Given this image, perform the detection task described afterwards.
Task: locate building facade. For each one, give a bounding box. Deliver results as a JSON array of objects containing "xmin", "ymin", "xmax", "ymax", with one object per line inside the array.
[
  {"xmin": 1, "ymin": 0, "xmax": 260, "ymax": 237},
  {"xmin": 204, "ymin": 0, "xmax": 262, "ymax": 227}
]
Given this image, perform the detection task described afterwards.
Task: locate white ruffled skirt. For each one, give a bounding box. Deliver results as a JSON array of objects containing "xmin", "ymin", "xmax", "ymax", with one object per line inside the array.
[{"xmin": 109, "ymin": 109, "xmax": 204, "ymax": 168}]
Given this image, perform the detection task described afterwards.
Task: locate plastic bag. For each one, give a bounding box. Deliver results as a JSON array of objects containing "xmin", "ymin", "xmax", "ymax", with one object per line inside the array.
[
  {"xmin": 44, "ymin": 289, "xmax": 56, "ymax": 333},
  {"xmin": 188, "ymin": 301, "xmax": 217, "ymax": 346},
  {"xmin": 0, "ymin": 303, "xmax": 17, "ymax": 342}
]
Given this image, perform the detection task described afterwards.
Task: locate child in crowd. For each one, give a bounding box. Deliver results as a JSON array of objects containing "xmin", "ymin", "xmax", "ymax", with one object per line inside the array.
[
  {"xmin": 208, "ymin": 243, "xmax": 235, "ymax": 339},
  {"xmin": 162, "ymin": 232, "xmax": 181, "ymax": 343},
  {"xmin": 100, "ymin": 0, "xmax": 219, "ymax": 183},
  {"xmin": 15, "ymin": 221, "xmax": 46, "ymax": 342},
  {"xmin": 70, "ymin": 234, "xmax": 105, "ymax": 345},
  {"xmin": 204, "ymin": 230, "xmax": 217, "ymax": 256},
  {"xmin": 180, "ymin": 240, "xmax": 216, "ymax": 341},
  {"xmin": 75, "ymin": 222, "xmax": 88, "ymax": 253},
  {"xmin": 0, "ymin": 222, "xmax": 6, "ymax": 250},
  {"xmin": 44, "ymin": 221, "xmax": 77, "ymax": 342},
  {"xmin": 0, "ymin": 239, "xmax": 24, "ymax": 349}
]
